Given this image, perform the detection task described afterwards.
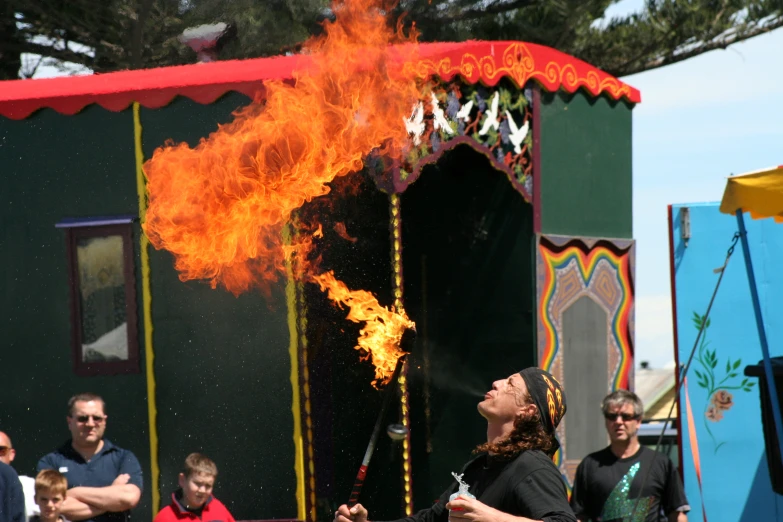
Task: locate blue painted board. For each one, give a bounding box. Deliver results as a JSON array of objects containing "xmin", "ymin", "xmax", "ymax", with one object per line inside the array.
[{"xmin": 670, "ymin": 202, "xmax": 783, "ymax": 521}]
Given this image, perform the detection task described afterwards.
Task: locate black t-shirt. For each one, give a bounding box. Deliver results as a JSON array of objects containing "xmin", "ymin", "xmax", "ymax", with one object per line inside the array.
[
  {"xmin": 570, "ymin": 446, "xmax": 689, "ymax": 522},
  {"xmin": 385, "ymin": 451, "xmax": 575, "ymax": 522}
]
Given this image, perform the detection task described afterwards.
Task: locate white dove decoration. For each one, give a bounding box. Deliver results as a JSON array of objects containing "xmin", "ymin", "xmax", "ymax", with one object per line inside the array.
[
  {"xmin": 456, "ymin": 100, "xmax": 474, "ymax": 122},
  {"xmin": 505, "ymin": 110, "xmax": 530, "ymax": 154},
  {"xmin": 404, "ymin": 102, "xmax": 425, "ymax": 145},
  {"xmin": 479, "ymin": 92, "xmax": 500, "ymax": 136},
  {"xmin": 431, "ymin": 93, "xmax": 454, "ymax": 135}
]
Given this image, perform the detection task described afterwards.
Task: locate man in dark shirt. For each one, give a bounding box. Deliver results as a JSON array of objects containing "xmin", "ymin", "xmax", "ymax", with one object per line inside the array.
[
  {"xmin": 335, "ymin": 367, "xmax": 576, "ymax": 522},
  {"xmin": 37, "ymin": 393, "xmax": 142, "ymax": 522},
  {"xmin": 0, "ymin": 461, "xmax": 25, "ymax": 522},
  {"xmin": 570, "ymin": 390, "xmax": 689, "ymax": 522},
  {"xmin": 1, "ymin": 431, "xmax": 38, "ymax": 519}
]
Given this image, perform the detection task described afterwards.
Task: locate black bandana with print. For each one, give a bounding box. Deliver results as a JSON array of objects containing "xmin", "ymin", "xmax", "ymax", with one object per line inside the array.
[{"xmin": 518, "ymin": 367, "xmax": 567, "ymax": 452}]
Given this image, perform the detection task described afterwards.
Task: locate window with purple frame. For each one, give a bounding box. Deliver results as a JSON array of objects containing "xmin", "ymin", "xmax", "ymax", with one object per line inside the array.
[{"xmin": 58, "ymin": 217, "xmax": 140, "ymax": 376}]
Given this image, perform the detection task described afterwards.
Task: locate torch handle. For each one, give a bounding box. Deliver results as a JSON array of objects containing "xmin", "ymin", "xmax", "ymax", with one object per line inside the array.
[
  {"xmin": 347, "ymin": 355, "xmax": 407, "ymax": 507},
  {"xmin": 347, "ymin": 465, "xmax": 368, "ymax": 506}
]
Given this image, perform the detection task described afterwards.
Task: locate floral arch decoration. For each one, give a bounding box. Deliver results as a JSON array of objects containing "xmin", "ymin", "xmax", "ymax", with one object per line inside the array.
[{"xmin": 368, "ymin": 77, "xmax": 534, "ymax": 201}]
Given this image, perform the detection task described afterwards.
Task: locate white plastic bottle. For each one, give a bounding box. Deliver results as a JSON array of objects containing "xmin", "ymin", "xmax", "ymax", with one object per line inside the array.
[{"xmin": 448, "ymin": 472, "xmax": 476, "ymax": 514}]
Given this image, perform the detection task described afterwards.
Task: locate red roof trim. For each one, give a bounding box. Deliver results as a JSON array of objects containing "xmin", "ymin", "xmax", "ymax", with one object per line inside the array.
[
  {"xmin": 411, "ymin": 41, "xmax": 641, "ymax": 103},
  {"xmin": 0, "ymin": 41, "xmax": 639, "ymax": 120}
]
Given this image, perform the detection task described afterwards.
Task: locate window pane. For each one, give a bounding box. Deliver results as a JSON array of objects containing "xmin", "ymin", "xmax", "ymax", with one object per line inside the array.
[{"xmin": 76, "ymin": 235, "xmax": 128, "ymax": 362}]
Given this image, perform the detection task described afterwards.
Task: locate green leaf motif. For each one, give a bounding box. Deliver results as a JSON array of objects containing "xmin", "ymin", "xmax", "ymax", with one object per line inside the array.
[
  {"xmin": 692, "ymin": 312, "xmax": 704, "ymax": 330},
  {"xmin": 733, "ymin": 360, "xmax": 742, "ymax": 370}
]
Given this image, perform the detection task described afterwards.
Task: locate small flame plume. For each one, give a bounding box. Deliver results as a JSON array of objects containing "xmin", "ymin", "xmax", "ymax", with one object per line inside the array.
[
  {"xmin": 312, "ymin": 271, "xmax": 415, "ymax": 386},
  {"xmin": 142, "ymin": 0, "xmax": 419, "ymax": 385}
]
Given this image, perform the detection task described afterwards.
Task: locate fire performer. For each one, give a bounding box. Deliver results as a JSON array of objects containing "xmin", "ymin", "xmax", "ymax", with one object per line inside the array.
[{"xmin": 335, "ymin": 367, "xmax": 575, "ymax": 522}]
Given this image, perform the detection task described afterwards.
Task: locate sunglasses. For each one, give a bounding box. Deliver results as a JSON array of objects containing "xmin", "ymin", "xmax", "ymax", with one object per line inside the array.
[
  {"xmin": 73, "ymin": 415, "xmax": 105, "ymax": 424},
  {"xmin": 604, "ymin": 412, "xmax": 640, "ymax": 422},
  {"xmin": 0, "ymin": 446, "xmax": 10, "ymax": 456}
]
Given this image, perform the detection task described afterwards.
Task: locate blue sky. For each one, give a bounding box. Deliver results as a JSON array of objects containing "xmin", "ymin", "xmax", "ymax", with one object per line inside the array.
[
  {"xmin": 609, "ymin": 0, "xmax": 783, "ymax": 368},
  {"xmin": 24, "ymin": 2, "xmax": 783, "ymax": 370}
]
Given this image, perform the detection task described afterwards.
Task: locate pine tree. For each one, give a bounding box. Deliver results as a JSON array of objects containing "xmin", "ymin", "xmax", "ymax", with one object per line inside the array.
[{"xmin": 2, "ymin": 0, "xmax": 781, "ymax": 80}]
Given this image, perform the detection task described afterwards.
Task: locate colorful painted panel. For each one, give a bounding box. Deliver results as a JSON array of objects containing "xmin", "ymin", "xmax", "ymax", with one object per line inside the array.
[
  {"xmin": 536, "ymin": 235, "xmax": 635, "ymax": 484},
  {"xmin": 368, "ymin": 78, "xmax": 533, "ymax": 201},
  {"xmin": 670, "ymin": 203, "xmax": 783, "ymax": 521}
]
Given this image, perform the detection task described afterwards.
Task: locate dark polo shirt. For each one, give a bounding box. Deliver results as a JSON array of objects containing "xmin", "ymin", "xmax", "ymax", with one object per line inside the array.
[
  {"xmin": 37, "ymin": 439, "xmax": 143, "ymax": 522},
  {"xmin": 0, "ymin": 461, "xmax": 25, "ymax": 522}
]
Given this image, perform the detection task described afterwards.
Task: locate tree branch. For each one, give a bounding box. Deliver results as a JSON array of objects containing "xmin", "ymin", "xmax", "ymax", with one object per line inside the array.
[
  {"xmin": 419, "ymin": 0, "xmax": 539, "ymax": 25},
  {"xmin": 622, "ymin": 17, "xmax": 783, "ymax": 75},
  {"xmin": 132, "ymin": 0, "xmax": 156, "ymax": 68},
  {"xmin": 4, "ymin": 39, "xmax": 96, "ymax": 68}
]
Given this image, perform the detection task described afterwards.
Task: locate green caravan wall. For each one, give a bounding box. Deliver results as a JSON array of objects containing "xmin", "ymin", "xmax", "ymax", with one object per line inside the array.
[
  {"xmin": 400, "ymin": 146, "xmax": 537, "ymax": 508},
  {"xmin": 0, "ymin": 107, "xmax": 152, "ymax": 516},
  {"xmin": 538, "ymin": 91, "xmax": 633, "ymax": 239},
  {"xmin": 139, "ymin": 93, "xmax": 297, "ymax": 520}
]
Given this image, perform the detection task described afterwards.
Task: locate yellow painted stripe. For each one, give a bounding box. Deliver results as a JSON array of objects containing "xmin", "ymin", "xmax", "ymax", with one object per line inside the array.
[
  {"xmin": 297, "ymin": 285, "xmax": 317, "ymax": 522},
  {"xmin": 390, "ymin": 194, "xmax": 413, "ymax": 515},
  {"xmin": 133, "ymin": 102, "xmax": 160, "ymax": 516},
  {"xmin": 284, "ymin": 226, "xmax": 306, "ymax": 520}
]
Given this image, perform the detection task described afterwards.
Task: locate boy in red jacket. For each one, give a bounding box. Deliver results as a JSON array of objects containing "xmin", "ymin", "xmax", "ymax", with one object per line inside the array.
[{"xmin": 153, "ymin": 454, "xmax": 235, "ymax": 522}]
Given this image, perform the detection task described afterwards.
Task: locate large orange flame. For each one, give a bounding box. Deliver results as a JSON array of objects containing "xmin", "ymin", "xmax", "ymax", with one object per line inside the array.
[
  {"xmin": 143, "ymin": 0, "xmax": 422, "ymax": 295},
  {"xmin": 312, "ymin": 271, "xmax": 415, "ymax": 386},
  {"xmin": 142, "ymin": 0, "xmax": 420, "ymax": 384}
]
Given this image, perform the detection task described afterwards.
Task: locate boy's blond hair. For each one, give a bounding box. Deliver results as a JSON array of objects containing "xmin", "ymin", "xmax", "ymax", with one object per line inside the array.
[
  {"xmin": 182, "ymin": 453, "xmax": 218, "ymax": 478},
  {"xmin": 35, "ymin": 469, "xmax": 67, "ymax": 497}
]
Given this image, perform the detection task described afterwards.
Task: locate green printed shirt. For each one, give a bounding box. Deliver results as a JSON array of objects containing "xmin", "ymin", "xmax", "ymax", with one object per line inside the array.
[{"xmin": 570, "ymin": 446, "xmax": 689, "ymax": 522}]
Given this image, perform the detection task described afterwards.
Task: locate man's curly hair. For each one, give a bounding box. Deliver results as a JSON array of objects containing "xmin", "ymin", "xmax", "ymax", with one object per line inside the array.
[{"xmin": 473, "ymin": 390, "xmax": 556, "ymax": 459}]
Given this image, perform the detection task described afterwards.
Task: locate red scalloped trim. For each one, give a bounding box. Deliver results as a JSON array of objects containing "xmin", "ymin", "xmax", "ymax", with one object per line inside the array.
[
  {"xmin": 410, "ymin": 41, "xmax": 640, "ymax": 103},
  {"xmin": 0, "ymin": 41, "xmax": 638, "ymax": 120},
  {"xmin": 0, "ymin": 83, "xmax": 266, "ymax": 120},
  {"xmin": 0, "ymin": 55, "xmax": 300, "ymax": 120}
]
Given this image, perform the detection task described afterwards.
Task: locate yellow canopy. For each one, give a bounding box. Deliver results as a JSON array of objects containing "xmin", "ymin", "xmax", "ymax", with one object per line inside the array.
[{"xmin": 720, "ymin": 165, "xmax": 783, "ymax": 222}]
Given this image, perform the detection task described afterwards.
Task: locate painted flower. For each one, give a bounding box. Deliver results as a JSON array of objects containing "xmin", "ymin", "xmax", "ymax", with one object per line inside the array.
[
  {"xmin": 431, "ymin": 133, "xmax": 441, "ymax": 152},
  {"xmin": 446, "ymin": 92, "xmax": 461, "ymax": 118},
  {"xmin": 499, "ymin": 119, "xmax": 510, "ymax": 144},
  {"xmin": 476, "ymin": 89, "xmax": 487, "ymax": 111},
  {"xmin": 706, "ymin": 404, "xmax": 724, "ymax": 422},
  {"xmin": 711, "ymin": 390, "xmax": 734, "ymax": 411}
]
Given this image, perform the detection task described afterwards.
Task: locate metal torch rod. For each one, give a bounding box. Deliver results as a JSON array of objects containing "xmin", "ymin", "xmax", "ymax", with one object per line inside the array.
[{"xmin": 347, "ymin": 354, "xmax": 408, "ymax": 507}]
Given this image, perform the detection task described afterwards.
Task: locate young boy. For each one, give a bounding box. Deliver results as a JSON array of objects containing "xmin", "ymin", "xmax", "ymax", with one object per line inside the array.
[
  {"xmin": 31, "ymin": 470, "xmax": 69, "ymax": 522},
  {"xmin": 153, "ymin": 453, "xmax": 235, "ymax": 522}
]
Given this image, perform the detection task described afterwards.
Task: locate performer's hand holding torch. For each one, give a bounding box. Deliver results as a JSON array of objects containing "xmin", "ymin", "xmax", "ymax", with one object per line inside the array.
[{"xmin": 335, "ymin": 503, "xmax": 368, "ymax": 522}]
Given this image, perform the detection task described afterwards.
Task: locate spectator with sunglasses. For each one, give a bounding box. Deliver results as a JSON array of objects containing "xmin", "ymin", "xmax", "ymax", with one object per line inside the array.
[
  {"xmin": 570, "ymin": 390, "xmax": 689, "ymax": 522},
  {"xmin": 0, "ymin": 431, "xmax": 38, "ymax": 521},
  {"xmin": 36, "ymin": 394, "xmax": 142, "ymax": 522}
]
